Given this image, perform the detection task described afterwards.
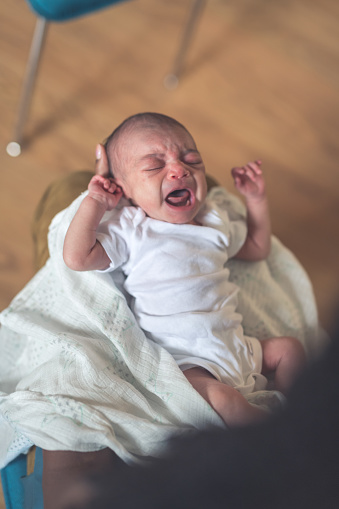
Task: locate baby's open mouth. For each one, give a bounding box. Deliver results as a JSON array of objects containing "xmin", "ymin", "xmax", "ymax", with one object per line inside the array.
[{"xmin": 165, "ymin": 189, "xmax": 191, "ymax": 207}]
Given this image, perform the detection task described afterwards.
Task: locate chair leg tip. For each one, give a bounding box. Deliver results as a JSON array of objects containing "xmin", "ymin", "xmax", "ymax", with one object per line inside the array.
[
  {"xmin": 6, "ymin": 142, "xmax": 22, "ymax": 157},
  {"xmin": 163, "ymin": 74, "xmax": 179, "ymax": 90}
]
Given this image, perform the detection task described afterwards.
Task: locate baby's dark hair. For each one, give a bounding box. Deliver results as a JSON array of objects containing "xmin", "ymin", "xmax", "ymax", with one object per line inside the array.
[{"xmin": 104, "ymin": 112, "xmax": 192, "ymax": 178}]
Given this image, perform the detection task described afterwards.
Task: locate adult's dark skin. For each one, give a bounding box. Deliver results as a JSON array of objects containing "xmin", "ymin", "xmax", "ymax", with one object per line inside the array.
[
  {"xmin": 42, "ymin": 144, "xmax": 125, "ymax": 509},
  {"xmin": 94, "ymin": 143, "xmax": 111, "ymax": 177}
]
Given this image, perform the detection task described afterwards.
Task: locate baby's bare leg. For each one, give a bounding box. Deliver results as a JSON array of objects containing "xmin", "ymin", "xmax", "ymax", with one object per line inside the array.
[
  {"xmin": 184, "ymin": 367, "xmax": 267, "ymax": 427},
  {"xmin": 261, "ymin": 336, "xmax": 306, "ymax": 394}
]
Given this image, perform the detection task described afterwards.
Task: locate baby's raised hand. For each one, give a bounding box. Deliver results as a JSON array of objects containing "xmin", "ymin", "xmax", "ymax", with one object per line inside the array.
[
  {"xmin": 231, "ymin": 161, "xmax": 266, "ymax": 201},
  {"xmin": 88, "ymin": 175, "xmax": 123, "ymax": 210}
]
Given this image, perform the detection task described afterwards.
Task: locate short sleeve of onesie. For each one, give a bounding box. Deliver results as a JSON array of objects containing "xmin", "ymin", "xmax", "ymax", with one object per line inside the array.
[
  {"xmin": 96, "ymin": 205, "xmax": 145, "ymax": 272},
  {"xmin": 201, "ymin": 187, "xmax": 247, "ymax": 259}
]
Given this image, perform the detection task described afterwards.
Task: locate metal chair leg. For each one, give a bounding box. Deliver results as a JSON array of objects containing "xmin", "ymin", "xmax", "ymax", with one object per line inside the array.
[
  {"xmin": 7, "ymin": 17, "xmax": 49, "ymax": 157},
  {"xmin": 164, "ymin": 0, "xmax": 206, "ymax": 89}
]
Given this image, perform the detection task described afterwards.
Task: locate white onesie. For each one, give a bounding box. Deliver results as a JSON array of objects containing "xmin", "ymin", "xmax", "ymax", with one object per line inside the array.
[{"xmin": 97, "ymin": 188, "xmax": 266, "ymax": 395}]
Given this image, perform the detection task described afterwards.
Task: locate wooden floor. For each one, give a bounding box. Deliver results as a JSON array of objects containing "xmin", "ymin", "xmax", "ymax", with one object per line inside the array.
[{"xmin": 0, "ymin": 0, "xmax": 338, "ymax": 503}]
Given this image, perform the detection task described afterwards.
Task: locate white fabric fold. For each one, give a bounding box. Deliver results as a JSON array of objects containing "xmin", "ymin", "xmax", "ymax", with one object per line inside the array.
[{"xmin": 0, "ymin": 187, "xmax": 324, "ymax": 468}]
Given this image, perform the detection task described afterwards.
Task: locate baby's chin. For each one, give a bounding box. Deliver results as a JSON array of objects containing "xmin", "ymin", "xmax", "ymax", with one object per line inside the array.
[{"xmin": 159, "ymin": 205, "xmax": 201, "ymax": 225}]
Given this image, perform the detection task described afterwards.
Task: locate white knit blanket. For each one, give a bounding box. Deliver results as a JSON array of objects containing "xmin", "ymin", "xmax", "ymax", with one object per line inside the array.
[{"xmin": 0, "ymin": 188, "xmax": 324, "ymax": 468}]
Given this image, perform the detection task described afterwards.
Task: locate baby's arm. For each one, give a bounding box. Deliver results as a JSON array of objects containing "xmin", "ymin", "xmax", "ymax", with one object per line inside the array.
[
  {"xmin": 63, "ymin": 176, "xmax": 123, "ymax": 271},
  {"xmin": 231, "ymin": 161, "xmax": 271, "ymax": 261}
]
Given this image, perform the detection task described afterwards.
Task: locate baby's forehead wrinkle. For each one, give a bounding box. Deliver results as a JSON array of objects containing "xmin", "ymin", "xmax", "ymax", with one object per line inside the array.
[
  {"xmin": 137, "ymin": 147, "xmax": 199, "ymax": 163},
  {"xmin": 139, "ymin": 153, "xmax": 165, "ymax": 160},
  {"xmin": 112, "ymin": 121, "xmax": 200, "ymax": 170}
]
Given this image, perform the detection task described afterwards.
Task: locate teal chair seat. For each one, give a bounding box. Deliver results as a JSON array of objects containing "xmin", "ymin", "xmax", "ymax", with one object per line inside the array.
[
  {"xmin": 28, "ymin": 0, "xmax": 124, "ymax": 21},
  {"xmin": 1, "ymin": 448, "xmax": 43, "ymax": 509}
]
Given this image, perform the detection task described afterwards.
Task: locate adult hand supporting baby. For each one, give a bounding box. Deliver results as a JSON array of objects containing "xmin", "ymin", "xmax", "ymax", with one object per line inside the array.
[{"xmin": 95, "ymin": 143, "xmax": 110, "ymax": 177}]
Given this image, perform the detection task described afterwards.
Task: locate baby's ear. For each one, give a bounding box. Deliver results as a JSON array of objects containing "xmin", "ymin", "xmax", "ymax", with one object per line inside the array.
[{"xmin": 112, "ymin": 177, "xmax": 127, "ymax": 198}]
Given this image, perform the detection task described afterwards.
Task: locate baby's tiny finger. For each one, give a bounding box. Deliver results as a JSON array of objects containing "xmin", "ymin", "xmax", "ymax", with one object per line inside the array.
[
  {"xmin": 231, "ymin": 167, "xmax": 245, "ymax": 178},
  {"xmin": 245, "ymin": 163, "xmax": 261, "ymax": 179},
  {"xmin": 248, "ymin": 161, "xmax": 262, "ymax": 174},
  {"xmin": 242, "ymin": 164, "xmax": 257, "ymax": 181},
  {"xmin": 105, "ymin": 178, "xmax": 117, "ymax": 193},
  {"xmin": 103, "ymin": 179, "xmax": 111, "ymax": 190},
  {"xmin": 107, "ymin": 182, "xmax": 117, "ymax": 194}
]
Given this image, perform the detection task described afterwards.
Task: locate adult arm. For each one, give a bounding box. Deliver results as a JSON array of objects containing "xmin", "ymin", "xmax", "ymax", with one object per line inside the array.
[
  {"xmin": 43, "ymin": 449, "xmax": 125, "ymax": 509},
  {"xmin": 32, "ymin": 145, "xmax": 124, "ymax": 508}
]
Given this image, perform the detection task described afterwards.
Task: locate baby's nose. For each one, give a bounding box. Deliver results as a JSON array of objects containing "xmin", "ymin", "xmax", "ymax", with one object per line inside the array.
[{"xmin": 167, "ymin": 163, "xmax": 190, "ymax": 179}]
